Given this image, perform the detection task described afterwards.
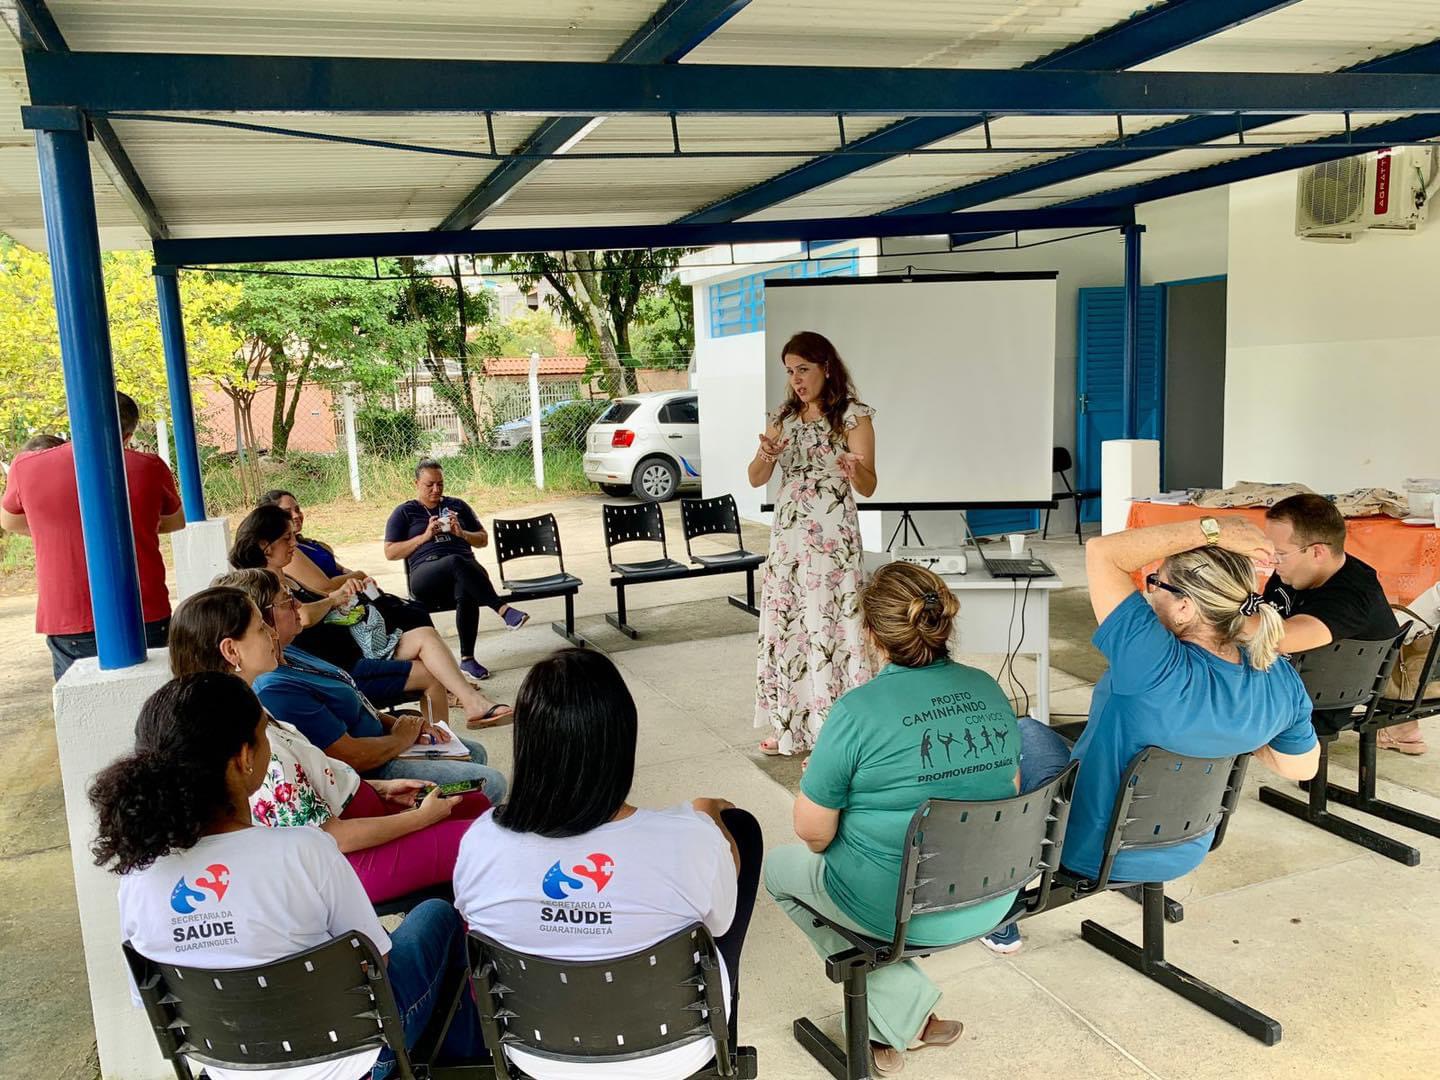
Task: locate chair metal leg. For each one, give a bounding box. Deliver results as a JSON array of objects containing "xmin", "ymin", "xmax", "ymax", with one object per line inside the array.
[
  {"xmin": 793, "ymin": 962, "xmax": 874, "ymax": 1080},
  {"xmin": 1322, "ymin": 730, "xmax": 1440, "ymax": 839},
  {"xmin": 550, "ymin": 593, "xmax": 588, "ymax": 648},
  {"xmin": 1042, "ymin": 506, "xmax": 1051, "ymax": 540},
  {"xmin": 727, "ymin": 569, "xmax": 760, "ymax": 618},
  {"xmin": 605, "ymin": 584, "xmax": 640, "ymax": 639},
  {"xmin": 1080, "ymin": 884, "xmax": 1282, "ymax": 1046},
  {"xmin": 1258, "ymin": 784, "xmax": 1420, "ymax": 866},
  {"xmin": 1120, "ymin": 883, "xmax": 1184, "ymax": 923}
]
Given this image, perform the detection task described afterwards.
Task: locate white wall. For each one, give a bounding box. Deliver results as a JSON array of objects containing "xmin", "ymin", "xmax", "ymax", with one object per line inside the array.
[
  {"xmin": 1225, "ymin": 169, "xmax": 1440, "ymax": 490},
  {"xmin": 872, "ymin": 187, "xmax": 1229, "ymax": 537}
]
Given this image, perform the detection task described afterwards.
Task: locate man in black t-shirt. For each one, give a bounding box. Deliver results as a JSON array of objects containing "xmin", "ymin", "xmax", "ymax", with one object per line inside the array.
[{"xmin": 1261, "ymin": 494, "xmax": 1400, "ymax": 737}]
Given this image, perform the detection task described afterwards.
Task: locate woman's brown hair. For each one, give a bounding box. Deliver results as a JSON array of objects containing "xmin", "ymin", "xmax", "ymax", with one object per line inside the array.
[
  {"xmin": 860, "ymin": 562, "xmax": 960, "ymax": 669},
  {"xmin": 775, "ymin": 331, "xmax": 864, "ymax": 442},
  {"xmin": 168, "ymin": 586, "xmax": 259, "ymax": 677},
  {"xmin": 211, "ymin": 568, "xmax": 286, "ymax": 626}
]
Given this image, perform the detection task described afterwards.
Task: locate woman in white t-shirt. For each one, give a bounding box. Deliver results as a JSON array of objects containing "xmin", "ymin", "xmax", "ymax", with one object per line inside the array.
[
  {"xmin": 453, "ymin": 648, "xmax": 763, "ymax": 1080},
  {"xmin": 168, "ymin": 585, "xmax": 492, "ymax": 906},
  {"xmin": 91, "ymin": 671, "xmax": 485, "ymax": 1080}
]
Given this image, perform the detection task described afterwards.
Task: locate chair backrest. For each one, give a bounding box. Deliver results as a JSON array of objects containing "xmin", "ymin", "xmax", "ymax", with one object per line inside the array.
[
  {"xmin": 123, "ymin": 933, "xmax": 413, "ymax": 1080},
  {"xmin": 889, "ymin": 761, "xmax": 1078, "ymax": 955},
  {"xmin": 680, "ymin": 494, "xmax": 745, "ymax": 558},
  {"xmin": 467, "ymin": 923, "xmax": 736, "ymax": 1080},
  {"xmin": 493, "ymin": 513, "xmax": 566, "ymax": 575},
  {"xmin": 1292, "ymin": 630, "xmax": 1408, "ymax": 715},
  {"xmin": 1052, "ymin": 446, "xmax": 1073, "ymax": 474},
  {"xmin": 1091, "ymin": 748, "xmax": 1249, "ymax": 889},
  {"xmin": 602, "ymin": 502, "xmax": 670, "ymax": 568}
]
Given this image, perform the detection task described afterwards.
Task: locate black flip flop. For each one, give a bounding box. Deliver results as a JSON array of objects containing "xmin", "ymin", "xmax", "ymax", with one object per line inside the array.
[{"xmin": 466, "ymin": 703, "xmax": 514, "ymax": 730}]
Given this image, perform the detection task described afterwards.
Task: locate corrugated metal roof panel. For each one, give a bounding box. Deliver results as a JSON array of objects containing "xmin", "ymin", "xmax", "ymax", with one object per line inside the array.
[
  {"xmin": 48, "ymin": 0, "xmax": 659, "ymax": 61},
  {"xmin": 1138, "ymin": 0, "xmax": 1440, "ymax": 73},
  {"xmin": 687, "ymin": 0, "xmax": 1165, "ymax": 69}
]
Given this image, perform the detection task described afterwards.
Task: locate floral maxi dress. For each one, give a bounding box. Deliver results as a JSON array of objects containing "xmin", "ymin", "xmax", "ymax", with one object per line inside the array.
[{"xmin": 754, "ymin": 401, "xmax": 875, "ymax": 754}]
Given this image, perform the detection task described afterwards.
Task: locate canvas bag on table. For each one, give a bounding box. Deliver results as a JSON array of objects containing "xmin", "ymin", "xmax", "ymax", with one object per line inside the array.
[{"xmin": 1383, "ymin": 584, "xmax": 1440, "ymax": 702}]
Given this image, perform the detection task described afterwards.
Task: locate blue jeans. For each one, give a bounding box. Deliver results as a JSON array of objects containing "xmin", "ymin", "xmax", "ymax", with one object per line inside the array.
[
  {"xmin": 370, "ymin": 736, "xmax": 509, "ymax": 803},
  {"xmin": 1018, "ymin": 717, "xmax": 1074, "ymax": 794},
  {"xmin": 371, "ymin": 899, "xmax": 485, "ymax": 1078}
]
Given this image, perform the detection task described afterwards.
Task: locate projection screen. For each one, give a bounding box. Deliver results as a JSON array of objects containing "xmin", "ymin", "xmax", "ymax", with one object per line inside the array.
[{"xmin": 764, "ymin": 273, "xmax": 1057, "ymax": 507}]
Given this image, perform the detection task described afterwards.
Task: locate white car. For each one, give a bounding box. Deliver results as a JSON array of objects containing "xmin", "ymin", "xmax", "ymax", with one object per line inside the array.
[{"xmin": 583, "ymin": 390, "xmax": 701, "ymax": 502}]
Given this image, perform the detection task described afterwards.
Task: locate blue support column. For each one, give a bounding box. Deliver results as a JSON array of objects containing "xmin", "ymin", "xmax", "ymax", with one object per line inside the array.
[
  {"xmin": 154, "ymin": 266, "xmax": 206, "ymax": 523},
  {"xmin": 1121, "ymin": 224, "xmax": 1146, "ymax": 440},
  {"xmin": 30, "ymin": 108, "xmax": 145, "ymax": 668}
]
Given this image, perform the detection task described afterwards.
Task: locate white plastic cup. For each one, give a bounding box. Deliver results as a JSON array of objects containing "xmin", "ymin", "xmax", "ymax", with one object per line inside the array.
[
  {"xmin": 1432, "ymin": 493, "xmax": 1440, "ymax": 528},
  {"xmin": 362, "ymin": 581, "xmax": 380, "ymax": 601},
  {"xmin": 1007, "ymin": 533, "xmax": 1026, "ymax": 556}
]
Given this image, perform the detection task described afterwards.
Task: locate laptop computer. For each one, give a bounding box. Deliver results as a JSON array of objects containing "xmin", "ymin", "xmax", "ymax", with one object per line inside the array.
[{"xmin": 974, "ymin": 542, "xmax": 1056, "ymax": 580}]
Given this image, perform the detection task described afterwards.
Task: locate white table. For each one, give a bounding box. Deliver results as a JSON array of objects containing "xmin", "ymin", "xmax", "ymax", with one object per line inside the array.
[{"xmin": 864, "ymin": 553, "xmax": 1064, "ymax": 723}]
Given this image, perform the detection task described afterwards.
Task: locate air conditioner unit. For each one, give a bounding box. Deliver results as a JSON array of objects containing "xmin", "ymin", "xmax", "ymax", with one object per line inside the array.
[{"xmin": 1295, "ymin": 146, "xmax": 1439, "ymax": 241}]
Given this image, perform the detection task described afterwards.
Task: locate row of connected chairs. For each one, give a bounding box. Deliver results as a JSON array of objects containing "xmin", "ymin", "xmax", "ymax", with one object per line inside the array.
[
  {"xmin": 127, "ymin": 742, "xmax": 1268, "ymax": 1080},
  {"xmin": 1260, "ymin": 623, "xmax": 1440, "ymax": 866},
  {"xmin": 128, "ymin": 922, "xmax": 756, "ymax": 1080},
  {"xmin": 403, "ymin": 494, "xmax": 763, "ymax": 647}
]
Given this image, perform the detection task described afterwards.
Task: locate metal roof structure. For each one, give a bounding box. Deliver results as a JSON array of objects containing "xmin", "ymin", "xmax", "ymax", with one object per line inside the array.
[{"xmin": 2, "ymin": 0, "xmax": 1439, "ymax": 262}]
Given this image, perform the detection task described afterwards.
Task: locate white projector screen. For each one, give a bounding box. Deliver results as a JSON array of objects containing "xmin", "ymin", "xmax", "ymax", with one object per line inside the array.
[{"xmin": 764, "ymin": 273, "xmax": 1057, "ymax": 507}]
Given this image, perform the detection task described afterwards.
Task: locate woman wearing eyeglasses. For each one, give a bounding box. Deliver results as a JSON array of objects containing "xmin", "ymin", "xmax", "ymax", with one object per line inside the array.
[{"xmin": 980, "ymin": 516, "xmax": 1320, "ymax": 955}]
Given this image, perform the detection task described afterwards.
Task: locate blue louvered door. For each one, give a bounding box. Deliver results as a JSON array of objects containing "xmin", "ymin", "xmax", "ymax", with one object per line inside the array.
[{"xmin": 1076, "ymin": 286, "xmax": 1165, "ymax": 521}]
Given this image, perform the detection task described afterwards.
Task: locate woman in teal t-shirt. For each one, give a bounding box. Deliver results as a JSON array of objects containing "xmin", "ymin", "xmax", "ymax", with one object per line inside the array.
[{"xmin": 764, "ymin": 562, "xmax": 1020, "ymax": 1075}]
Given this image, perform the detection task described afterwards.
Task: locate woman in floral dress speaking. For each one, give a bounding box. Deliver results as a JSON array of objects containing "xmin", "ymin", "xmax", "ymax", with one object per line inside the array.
[{"xmin": 749, "ymin": 331, "xmax": 877, "ymax": 757}]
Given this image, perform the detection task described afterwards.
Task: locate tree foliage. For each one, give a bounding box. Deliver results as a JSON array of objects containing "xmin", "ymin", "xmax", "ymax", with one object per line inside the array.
[
  {"xmin": 496, "ymin": 249, "xmax": 693, "ymax": 392},
  {"xmin": 220, "ymin": 260, "xmax": 417, "ymax": 457},
  {"xmin": 393, "ymin": 256, "xmax": 494, "ymax": 445},
  {"xmin": 0, "ymin": 236, "xmax": 242, "ymax": 456}
]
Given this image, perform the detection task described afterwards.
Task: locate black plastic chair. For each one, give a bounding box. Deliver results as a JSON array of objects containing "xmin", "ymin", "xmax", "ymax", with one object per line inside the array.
[
  {"xmin": 679, "ymin": 494, "xmax": 765, "ymax": 617},
  {"xmin": 1041, "ymin": 447, "xmax": 1100, "ymax": 545},
  {"xmin": 1259, "ymin": 628, "xmax": 1421, "ymax": 864},
  {"xmin": 492, "ymin": 513, "xmax": 585, "ymax": 647},
  {"xmin": 602, "ymin": 501, "xmax": 691, "ymax": 638},
  {"xmin": 790, "ymin": 762, "xmax": 1078, "ymax": 1080},
  {"xmin": 124, "ymin": 933, "xmax": 466, "ymax": 1080},
  {"xmin": 1029, "ymin": 748, "xmax": 1279, "ymax": 1044},
  {"xmin": 467, "ymin": 924, "xmax": 757, "ymax": 1080}
]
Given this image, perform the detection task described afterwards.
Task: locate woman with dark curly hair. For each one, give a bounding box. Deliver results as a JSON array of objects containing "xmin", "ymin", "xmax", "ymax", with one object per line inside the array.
[{"xmin": 92, "ymin": 672, "xmax": 484, "ymax": 1079}]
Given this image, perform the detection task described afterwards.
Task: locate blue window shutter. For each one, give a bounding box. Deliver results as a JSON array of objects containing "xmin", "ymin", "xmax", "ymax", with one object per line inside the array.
[{"xmin": 705, "ymin": 249, "xmax": 859, "ymax": 339}]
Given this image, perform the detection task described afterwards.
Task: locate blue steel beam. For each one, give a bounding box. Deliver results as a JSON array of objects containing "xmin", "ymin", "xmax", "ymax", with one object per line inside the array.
[
  {"xmin": 149, "ymin": 205, "xmax": 1135, "ymax": 267},
  {"xmin": 680, "ymin": 0, "xmax": 1299, "ymax": 224},
  {"xmin": 13, "ymin": 0, "xmax": 169, "ymax": 239},
  {"xmin": 25, "ymin": 52, "xmax": 1440, "ymax": 116},
  {"xmin": 29, "ymin": 108, "xmax": 147, "ymax": 669},
  {"xmin": 154, "ymin": 267, "xmax": 207, "ymax": 524},
  {"xmin": 1121, "ymin": 225, "xmax": 1144, "ymax": 440},
  {"xmin": 897, "ymin": 37, "xmax": 1440, "ymax": 217},
  {"xmin": 949, "ymin": 110, "xmax": 1440, "ymax": 246},
  {"xmin": 438, "ymin": 0, "xmax": 753, "ymax": 231}
]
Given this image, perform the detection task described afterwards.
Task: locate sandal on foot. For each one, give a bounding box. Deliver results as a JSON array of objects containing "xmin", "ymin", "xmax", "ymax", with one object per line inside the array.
[
  {"xmin": 871, "ymin": 1043, "xmax": 904, "ymax": 1075},
  {"xmin": 913, "ymin": 1015, "xmax": 963, "ymax": 1050},
  {"xmin": 759, "ymin": 738, "xmax": 782, "ymax": 756},
  {"xmin": 466, "ymin": 703, "xmax": 514, "ymax": 730}
]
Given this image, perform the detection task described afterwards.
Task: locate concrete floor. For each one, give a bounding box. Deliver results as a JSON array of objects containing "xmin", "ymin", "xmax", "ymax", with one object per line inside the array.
[{"xmin": 3, "ymin": 494, "xmax": 1438, "ymax": 1078}]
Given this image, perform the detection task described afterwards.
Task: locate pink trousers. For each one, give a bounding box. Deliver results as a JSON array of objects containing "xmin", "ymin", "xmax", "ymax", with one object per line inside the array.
[{"xmin": 340, "ymin": 783, "xmax": 490, "ymax": 903}]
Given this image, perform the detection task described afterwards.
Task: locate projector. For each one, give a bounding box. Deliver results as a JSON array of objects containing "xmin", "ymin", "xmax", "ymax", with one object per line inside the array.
[{"xmin": 893, "ymin": 547, "xmax": 968, "ymax": 575}]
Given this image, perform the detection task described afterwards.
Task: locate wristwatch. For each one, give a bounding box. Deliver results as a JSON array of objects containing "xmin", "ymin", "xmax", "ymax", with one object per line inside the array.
[{"xmin": 1199, "ymin": 516, "xmax": 1221, "ymax": 546}]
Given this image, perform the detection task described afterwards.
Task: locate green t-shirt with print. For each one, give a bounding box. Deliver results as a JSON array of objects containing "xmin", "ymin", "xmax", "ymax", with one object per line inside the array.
[{"xmin": 801, "ymin": 659, "xmax": 1022, "ymax": 944}]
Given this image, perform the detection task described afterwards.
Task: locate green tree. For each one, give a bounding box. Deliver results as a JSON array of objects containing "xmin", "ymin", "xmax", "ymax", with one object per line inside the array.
[
  {"xmin": 0, "ymin": 235, "xmax": 242, "ymax": 456},
  {"xmin": 222, "ymin": 260, "xmax": 416, "ymax": 458},
  {"xmin": 492, "ymin": 306, "xmax": 562, "ymax": 358},
  {"xmin": 393, "ymin": 256, "xmax": 493, "ymax": 446},
  {"xmin": 629, "ymin": 275, "xmax": 695, "ymax": 367},
  {"xmin": 497, "ymin": 249, "xmax": 692, "ymax": 394}
]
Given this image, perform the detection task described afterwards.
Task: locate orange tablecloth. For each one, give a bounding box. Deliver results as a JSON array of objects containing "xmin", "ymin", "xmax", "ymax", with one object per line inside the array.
[{"xmin": 1126, "ymin": 502, "xmax": 1440, "ymax": 606}]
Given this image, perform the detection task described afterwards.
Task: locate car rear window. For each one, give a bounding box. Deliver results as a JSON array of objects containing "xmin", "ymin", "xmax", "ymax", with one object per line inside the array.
[{"xmin": 597, "ymin": 401, "xmax": 639, "ymax": 423}]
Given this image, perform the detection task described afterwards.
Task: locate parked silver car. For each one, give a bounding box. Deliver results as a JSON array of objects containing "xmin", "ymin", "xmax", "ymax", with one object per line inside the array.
[
  {"xmin": 583, "ymin": 390, "xmax": 701, "ymax": 502},
  {"xmin": 490, "ymin": 399, "xmax": 582, "ymax": 450}
]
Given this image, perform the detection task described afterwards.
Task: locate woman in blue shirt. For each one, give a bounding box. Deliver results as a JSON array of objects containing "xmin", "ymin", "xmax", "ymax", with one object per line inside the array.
[{"xmin": 982, "ymin": 516, "xmax": 1319, "ymax": 955}]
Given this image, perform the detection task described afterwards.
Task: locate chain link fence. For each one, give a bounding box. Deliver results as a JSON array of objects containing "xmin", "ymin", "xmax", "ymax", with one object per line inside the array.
[{"xmin": 189, "ymin": 359, "xmax": 690, "ymax": 516}]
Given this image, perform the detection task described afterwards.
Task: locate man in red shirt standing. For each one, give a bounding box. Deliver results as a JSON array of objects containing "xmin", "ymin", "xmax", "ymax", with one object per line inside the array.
[{"xmin": 2, "ymin": 393, "xmax": 186, "ymax": 679}]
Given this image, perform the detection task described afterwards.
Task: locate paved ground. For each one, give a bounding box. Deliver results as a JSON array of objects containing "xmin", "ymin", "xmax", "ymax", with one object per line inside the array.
[{"xmin": 3, "ymin": 494, "xmax": 1438, "ymax": 1078}]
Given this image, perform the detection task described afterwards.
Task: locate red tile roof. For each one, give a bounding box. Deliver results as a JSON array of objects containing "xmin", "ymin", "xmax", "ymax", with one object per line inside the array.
[{"xmin": 482, "ymin": 356, "xmax": 589, "ymax": 377}]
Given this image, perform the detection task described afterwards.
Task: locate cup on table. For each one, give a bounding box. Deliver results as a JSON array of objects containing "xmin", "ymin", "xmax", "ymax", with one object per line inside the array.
[
  {"xmin": 1007, "ymin": 533, "xmax": 1027, "ymax": 557},
  {"xmin": 1433, "ymin": 493, "xmax": 1440, "ymax": 528}
]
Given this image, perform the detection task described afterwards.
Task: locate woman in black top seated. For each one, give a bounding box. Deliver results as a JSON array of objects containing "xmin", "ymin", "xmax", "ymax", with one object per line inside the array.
[{"xmin": 383, "ymin": 459, "xmax": 529, "ymax": 684}]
